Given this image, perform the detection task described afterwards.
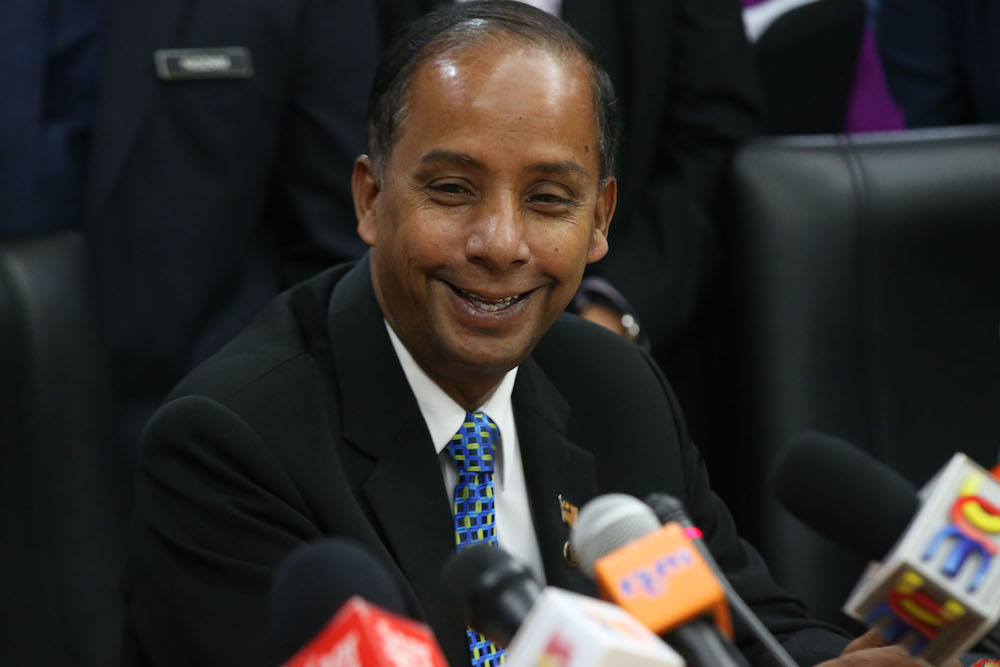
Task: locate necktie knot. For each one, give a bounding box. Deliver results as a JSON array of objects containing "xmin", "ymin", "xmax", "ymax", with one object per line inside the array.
[{"xmin": 448, "ymin": 411, "xmax": 498, "ymax": 475}]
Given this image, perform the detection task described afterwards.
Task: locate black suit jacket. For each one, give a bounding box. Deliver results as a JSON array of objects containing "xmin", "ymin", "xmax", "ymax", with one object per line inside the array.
[
  {"xmin": 124, "ymin": 256, "xmax": 848, "ymax": 666},
  {"xmin": 86, "ymin": 0, "xmax": 379, "ymax": 458},
  {"xmin": 375, "ymin": 0, "xmax": 764, "ymax": 351}
]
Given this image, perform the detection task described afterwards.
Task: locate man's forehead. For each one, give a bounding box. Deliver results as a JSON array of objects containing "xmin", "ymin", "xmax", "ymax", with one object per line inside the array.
[
  {"xmin": 378, "ymin": 36, "xmax": 601, "ymax": 179},
  {"xmin": 411, "ymin": 37, "xmax": 588, "ymax": 98}
]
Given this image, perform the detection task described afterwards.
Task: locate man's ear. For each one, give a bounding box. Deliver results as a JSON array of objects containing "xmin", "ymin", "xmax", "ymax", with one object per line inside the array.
[
  {"xmin": 586, "ymin": 176, "xmax": 617, "ymax": 264},
  {"xmin": 353, "ymin": 155, "xmax": 381, "ymax": 247}
]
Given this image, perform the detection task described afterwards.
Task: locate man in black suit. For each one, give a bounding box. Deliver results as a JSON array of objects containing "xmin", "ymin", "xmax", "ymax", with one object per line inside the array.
[{"xmin": 124, "ymin": 3, "xmax": 942, "ymax": 665}]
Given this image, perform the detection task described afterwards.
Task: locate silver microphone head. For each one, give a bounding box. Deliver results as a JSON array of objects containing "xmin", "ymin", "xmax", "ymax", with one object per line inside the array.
[{"xmin": 570, "ymin": 493, "xmax": 661, "ymax": 577}]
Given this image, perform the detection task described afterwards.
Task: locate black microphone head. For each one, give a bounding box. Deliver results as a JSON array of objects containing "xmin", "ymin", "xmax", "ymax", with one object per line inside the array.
[
  {"xmin": 644, "ymin": 492, "xmax": 693, "ymax": 528},
  {"xmin": 773, "ymin": 431, "xmax": 920, "ymax": 560},
  {"xmin": 268, "ymin": 538, "xmax": 407, "ymax": 662},
  {"xmin": 441, "ymin": 544, "xmax": 542, "ymax": 647}
]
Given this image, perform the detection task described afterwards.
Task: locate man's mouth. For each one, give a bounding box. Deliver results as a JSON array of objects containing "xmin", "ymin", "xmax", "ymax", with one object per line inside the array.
[{"xmin": 453, "ymin": 286, "xmax": 527, "ymax": 313}]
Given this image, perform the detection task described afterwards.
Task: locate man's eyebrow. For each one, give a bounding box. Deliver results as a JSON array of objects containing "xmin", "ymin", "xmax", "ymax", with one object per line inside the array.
[
  {"xmin": 417, "ymin": 151, "xmax": 590, "ymax": 180},
  {"xmin": 529, "ymin": 160, "xmax": 590, "ymax": 180},
  {"xmin": 418, "ymin": 150, "xmax": 484, "ymax": 169}
]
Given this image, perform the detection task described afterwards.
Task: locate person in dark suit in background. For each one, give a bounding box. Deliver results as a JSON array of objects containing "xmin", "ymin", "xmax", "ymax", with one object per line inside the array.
[
  {"xmin": 872, "ymin": 0, "xmax": 1000, "ymax": 127},
  {"xmin": 373, "ymin": 0, "xmax": 766, "ymax": 494},
  {"xmin": 124, "ymin": 3, "xmax": 943, "ymax": 665},
  {"xmin": 1, "ymin": 2, "xmax": 378, "ymax": 665},
  {"xmin": 1, "ymin": 0, "xmax": 380, "ymax": 466},
  {"xmin": 92, "ymin": 0, "xmax": 381, "ymax": 464}
]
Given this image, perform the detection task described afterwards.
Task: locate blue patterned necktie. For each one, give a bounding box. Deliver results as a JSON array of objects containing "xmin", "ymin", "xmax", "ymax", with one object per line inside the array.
[{"xmin": 448, "ymin": 411, "xmax": 507, "ymax": 666}]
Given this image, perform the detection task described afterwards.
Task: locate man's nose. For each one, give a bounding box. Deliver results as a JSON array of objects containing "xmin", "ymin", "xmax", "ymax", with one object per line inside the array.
[{"xmin": 465, "ymin": 195, "xmax": 530, "ymax": 271}]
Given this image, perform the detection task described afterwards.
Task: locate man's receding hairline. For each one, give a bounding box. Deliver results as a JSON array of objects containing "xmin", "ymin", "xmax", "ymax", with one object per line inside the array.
[
  {"xmin": 366, "ymin": 1, "xmax": 619, "ymax": 184},
  {"xmin": 382, "ymin": 36, "xmax": 598, "ymax": 176}
]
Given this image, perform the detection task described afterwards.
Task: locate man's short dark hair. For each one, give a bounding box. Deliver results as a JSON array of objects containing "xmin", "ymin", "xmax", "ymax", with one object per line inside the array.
[{"xmin": 366, "ymin": 0, "xmax": 620, "ymax": 185}]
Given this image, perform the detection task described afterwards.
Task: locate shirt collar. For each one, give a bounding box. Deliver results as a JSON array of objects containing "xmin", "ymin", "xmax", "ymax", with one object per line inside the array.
[{"xmin": 384, "ymin": 321, "xmax": 518, "ymax": 474}]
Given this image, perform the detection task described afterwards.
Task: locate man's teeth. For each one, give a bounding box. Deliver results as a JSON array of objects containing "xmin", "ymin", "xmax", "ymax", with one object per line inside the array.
[{"xmin": 460, "ymin": 289, "xmax": 524, "ymax": 312}]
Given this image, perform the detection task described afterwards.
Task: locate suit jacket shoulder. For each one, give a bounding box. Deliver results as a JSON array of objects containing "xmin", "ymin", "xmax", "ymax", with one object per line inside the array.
[{"xmin": 164, "ymin": 262, "xmax": 351, "ymax": 405}]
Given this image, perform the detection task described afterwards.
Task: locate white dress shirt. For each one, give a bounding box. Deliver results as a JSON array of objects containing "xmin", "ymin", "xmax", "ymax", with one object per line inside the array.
[{"xmin": 385, "ymin": 321, "xmax": 546, "ymax": 583}]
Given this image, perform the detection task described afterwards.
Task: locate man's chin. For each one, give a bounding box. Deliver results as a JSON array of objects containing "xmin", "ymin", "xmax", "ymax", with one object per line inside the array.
[{"xmin": 445, "ymin": 334, "xmax": 535, "ymax": 375}]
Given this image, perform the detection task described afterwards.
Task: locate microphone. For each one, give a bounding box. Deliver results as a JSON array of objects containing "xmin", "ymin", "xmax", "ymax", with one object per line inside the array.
[
  {"xmin": 439, "ymin": 541, "xmax": 542, "ymax": 648},
  {"xmin": 773, "ymin": 431, "xmax": 920, "ymax": 560},
  {"xmin": 774, "ymin": 431, "xmax": 1000, "ymax": 665},
  {"xmin": 442, "ymin": 543, "xmax": 684, "ymax": 666},
  {"xmin": 644, "ymin": 492, "xmax": 800, "ymax": 667},
  {"xmin": 570, "ymin": 493, "xmax": 748, "ymax": 667},
  {"xmin": 268, "ymin": 538, "xmax": 448, "ymax": 667}
]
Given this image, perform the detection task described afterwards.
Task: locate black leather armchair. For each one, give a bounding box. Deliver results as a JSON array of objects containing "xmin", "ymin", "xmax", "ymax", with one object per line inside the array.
[
  {"xmin": 725, "ymin": 126, "xmax": 1000, "ymax": 628},
  {"xmin": 0, "ymin": 231, "xmax": 128, "ymax": 665}
]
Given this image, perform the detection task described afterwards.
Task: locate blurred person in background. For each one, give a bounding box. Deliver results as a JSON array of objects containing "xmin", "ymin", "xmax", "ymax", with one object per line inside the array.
[
  {"xmin": 0, "ymin": 0, "xmax": 380, "ymax": 470},
  {"xmin": 872, "ymin": 0, "xmax": 1000, "ymax": 127}
]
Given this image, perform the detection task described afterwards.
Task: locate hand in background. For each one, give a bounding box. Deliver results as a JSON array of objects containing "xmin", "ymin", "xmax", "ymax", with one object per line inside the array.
[
  {"xmin": 816, "ymin": 629, "xmax": 963, "ymax": 667},
  {"xmin": 579, "ymin": 302, "xmax": 629, "ymax": 338}
]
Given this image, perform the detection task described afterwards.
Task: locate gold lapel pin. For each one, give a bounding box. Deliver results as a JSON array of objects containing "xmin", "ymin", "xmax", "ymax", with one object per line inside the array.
[
  {"xmin": 559, "ymin": 494, "xmax": 578, "ymax": 527},
  {"xmin": 559, "ymin": 495, "xmax": 580, "ymax": 568}
]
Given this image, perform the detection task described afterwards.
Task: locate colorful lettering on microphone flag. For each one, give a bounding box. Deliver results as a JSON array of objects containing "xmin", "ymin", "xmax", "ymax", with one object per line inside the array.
[
  {"xmin": 970, "ymin": 660, "xmax": 1000, "ymax": 667},
  {"xmin": 923, "ymin": 471, "xmax": 1000, "ymax": 592},
  {"xmin": 864, "ymin": 570, "xmax": 966, "ymax": 654},
  {"xmin": 844, "ymin": 454, "xmax": 1000, "ymax": 666}
]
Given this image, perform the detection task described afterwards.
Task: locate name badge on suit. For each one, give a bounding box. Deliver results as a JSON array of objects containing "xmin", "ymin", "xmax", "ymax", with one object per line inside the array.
[{"xmin": 153, "ymin": 47, "xmax": 253, "ymax": 80}]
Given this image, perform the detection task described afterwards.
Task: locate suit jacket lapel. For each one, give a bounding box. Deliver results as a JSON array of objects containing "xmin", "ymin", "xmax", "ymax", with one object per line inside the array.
[
  {"xmin": 513, "ymin": 357, "xmax": 597, "ymax": 595},
  {"xmin": 87, "ymin": 0, "xmax": 188, "ymax": 223},
  {"xmin": 326, "ymin": 257, "xmax": 466, "ymax": 662}
]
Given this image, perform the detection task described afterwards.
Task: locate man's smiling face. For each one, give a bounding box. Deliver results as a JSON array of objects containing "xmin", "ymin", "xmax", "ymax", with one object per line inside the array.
[{"xmin": 353, "ymin": 40, "xmax": 616, "ymax": 408}]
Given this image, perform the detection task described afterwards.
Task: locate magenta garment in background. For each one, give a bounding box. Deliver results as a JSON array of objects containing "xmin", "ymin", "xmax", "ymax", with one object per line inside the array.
[{"xmin": 843, "ymin": 26, "xmax": 903, "ymax": 131}]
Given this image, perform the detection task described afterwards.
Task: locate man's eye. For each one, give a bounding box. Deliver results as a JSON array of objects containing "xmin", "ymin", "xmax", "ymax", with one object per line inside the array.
[
  {"xmin": 430, "ymin": 183, "xmax": 470, "ymax": 195},
  {"xmin": 527, "ymin": 193, "xmax": 571, "ymax": 205}
]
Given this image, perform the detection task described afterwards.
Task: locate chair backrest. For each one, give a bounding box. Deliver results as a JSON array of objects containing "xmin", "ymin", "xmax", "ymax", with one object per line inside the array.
[
  {"xmin": 726, "ymin": 126, "xmax": 1000, "ymax": 628},
  {"xmin": 751, "ymin": 0, "xmax": 866, "ymax": 134},
  {"xmin": 0, "ymin": 230, "xmax": 127, "ymax": 665}
]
